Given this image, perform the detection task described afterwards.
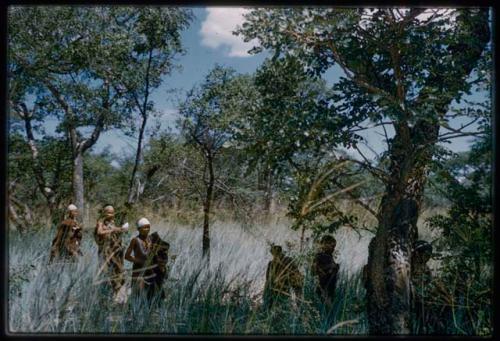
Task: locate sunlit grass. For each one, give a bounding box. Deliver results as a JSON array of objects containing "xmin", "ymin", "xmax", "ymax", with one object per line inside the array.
[
  {"xmin": 8, "ymin": 214, "xmax": 489, "ymax": 335},
  {"xmin": 8, "ymin": 220, "xmax": 369, "ymax": 334}
]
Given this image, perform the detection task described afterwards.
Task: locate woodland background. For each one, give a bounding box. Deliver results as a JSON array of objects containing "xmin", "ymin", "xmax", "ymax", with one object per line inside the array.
[{"xmin": 7, "ymin": 6, "xmax": 492, "ymax": 335}]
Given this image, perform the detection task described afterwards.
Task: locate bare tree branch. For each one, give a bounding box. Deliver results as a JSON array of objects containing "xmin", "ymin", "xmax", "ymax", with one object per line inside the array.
[
  {"xmin": 331, "ymin": 178, "xmax": 379, "ymax": 220},
  {"xmin": 438, "ymin": 131, "xmax": 487, "ymax": 142}
]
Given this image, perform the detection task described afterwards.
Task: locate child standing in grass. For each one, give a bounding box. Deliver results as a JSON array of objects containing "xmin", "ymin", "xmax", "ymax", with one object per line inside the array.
[{"xmin": 125, "ymin": 217, "xmax": 154, "ymax": 298}]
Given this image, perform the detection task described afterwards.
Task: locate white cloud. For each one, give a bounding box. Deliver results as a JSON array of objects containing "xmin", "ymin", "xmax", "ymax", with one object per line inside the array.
[{"xmin": 200, "ymin": 7, "xmax": 258, "ymax": 58}]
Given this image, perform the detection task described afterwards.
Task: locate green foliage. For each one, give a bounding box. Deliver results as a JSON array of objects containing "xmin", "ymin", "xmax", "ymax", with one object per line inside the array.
[
  {"xmin": 235, "ymin": 56, "xmax": 356, "ymax": 172},
  {"xmin": 8, "ymin": 132, "xmax": 73, "ymax": 225},
  {"xmin": 83, "ymin": 150, "xmax": 127, "ymax": 206},
  {"xmin": 236, "ymin": 8, "xmax": 491, "ymax": 211},
  {"xmin": 140, "ymin": 132, "xmax": 205, "ymax": 208},
  {"xmin": 230, "ymin": 56, "xmax": 372, "ymax": 237},
  {"xmin": 102, "ymin": 7, "xmax": 193, "ymax": 135},
  {"xmin": 424, "ymin": 124, "xmax": 492, "ymax": 335},
  {"xmin": 179, "ymin": 65, "xmax": 242, "ymax": 155},
  {"xmin": 237, "ymin": 8, "xmax": 490, "ymax": 124},
  {"xmin": 9, "ymin": 7, "xmax": 129, "ymax": 129}
]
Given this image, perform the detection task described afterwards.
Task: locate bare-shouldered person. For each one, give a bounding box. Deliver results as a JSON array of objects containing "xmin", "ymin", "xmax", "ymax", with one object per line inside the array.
[
  {"xmin": 94, "ymin": 205, "xmax": 128, "ymax": 297},
  {"xmin": 125, "ymin": 217, "xmax": 153, "ymax": 297}
]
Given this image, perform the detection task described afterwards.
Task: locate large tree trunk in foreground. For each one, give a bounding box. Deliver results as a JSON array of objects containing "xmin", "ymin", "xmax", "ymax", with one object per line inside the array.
[
  {"xmin": 365, "ymin": 10, "xmax": 490, "ymax": 334},
  {"xmin": 366, "ymin": 121, "xmax": 439, "ymax": 334}
]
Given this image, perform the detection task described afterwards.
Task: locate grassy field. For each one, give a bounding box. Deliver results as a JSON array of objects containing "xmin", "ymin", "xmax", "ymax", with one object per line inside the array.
[
  {"xmin": 8, "ymin": 217, "xmax": 371, "ymax": 334},
  {"xmin": 9, "ymin": 205, "xmax": 485, "ymax": 335}
]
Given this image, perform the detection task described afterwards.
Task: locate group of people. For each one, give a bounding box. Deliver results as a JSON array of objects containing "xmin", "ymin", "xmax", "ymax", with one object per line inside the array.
[
  {"xmin": 263, "ymin": 235, "xmax": 340, "ymax": 311},
  {"xmin": 48, "ymin": 203, "xmax": 434, "ymax": 322},
  {"xmin": 49, "ymin": 204, "xmax": 170, "ymax": 303},
  {"xmin": 263, "ymin": 233, "xmax": 435, "ymax": 327}
]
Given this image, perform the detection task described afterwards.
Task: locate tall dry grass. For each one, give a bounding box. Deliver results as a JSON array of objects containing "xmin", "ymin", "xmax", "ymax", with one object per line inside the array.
[{"xmin": 8, "ymin": 218, "xmax": 369, "ymax": 334}]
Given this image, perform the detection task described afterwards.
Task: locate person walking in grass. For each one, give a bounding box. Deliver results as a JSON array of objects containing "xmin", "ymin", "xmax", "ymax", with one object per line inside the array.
[
  {"xmin": 148, "ymin": 231, "xmax": 170, "ymax": 300},
  {"xmin": 125, "ymin": 217, "xmax": 155, "ymax": 299},
  {"xmin": 263, "ymin": 244, "xmax": 303, "ymax": 309},
  {"xmin": 312, "ymin": 235, "xmax": 340, "ymax": 309},
  {"xmin": 49, "ymin": 204, "xmax": 83, "ymax": 263},
  {"xmin": 94, "ymin": 205, "xmax": 129, "ymax": 299}
]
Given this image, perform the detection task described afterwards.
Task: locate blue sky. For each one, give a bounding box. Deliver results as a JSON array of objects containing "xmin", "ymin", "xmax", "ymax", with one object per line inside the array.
[
  {"xmin": 92, "ymin": 7, "xmax": 269, "ymax": 160},
  {"xmin": 39, "ymin": 7, "xmax": 487, "ymax": 164}
]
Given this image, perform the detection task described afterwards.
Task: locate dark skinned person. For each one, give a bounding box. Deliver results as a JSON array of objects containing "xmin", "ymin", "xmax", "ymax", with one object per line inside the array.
[
  {"xmin": 312, "ymin": 235, "xmax": 340, "ymax": 309},
  {"xmin": 125, "ymin": 217, "xmax": 155, "ymax": 300},
  {"xmin": 125, "ymin": 218, "xmax": 171, "ymax": 303},
  {"xmin": 49, "ymin": 204, "xmax": 83, "ymax": 263},
  {"xmin": 94, "ymin": 205, "xmax": 129, "ymax": 300},
  {"xmin": 263, "ymin": 244, "xmax": 303, "ymax": 309},
  {"xmin": 149, "ymin": 231, "xmax": 170, "ymax": 300}
]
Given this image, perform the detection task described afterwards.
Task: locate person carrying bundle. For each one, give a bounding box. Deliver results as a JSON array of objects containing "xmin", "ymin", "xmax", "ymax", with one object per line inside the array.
[
  {"xmin": 263, "ymin": 244, "xmax": 303, "ymax": 309},
  {"xmin": 94, "ymin": 205, "xmax": 129, "ymax": 298},
  {"xmin": 125, "ymin": 217, "xmax": 154, "ymax": 298},
  {"xmin": 49, "ymin": 204, "xmax": 83, "ymax": 263}
]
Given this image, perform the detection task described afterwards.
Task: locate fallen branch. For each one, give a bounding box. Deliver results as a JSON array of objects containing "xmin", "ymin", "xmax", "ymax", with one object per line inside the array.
[{"xmin": 327, "ymin": 319, "xmax": 359, "ymax": 334}]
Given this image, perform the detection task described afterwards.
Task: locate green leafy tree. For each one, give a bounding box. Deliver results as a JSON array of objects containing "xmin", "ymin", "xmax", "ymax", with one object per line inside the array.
[
  {"xmin": 424, "ymin": 118, "xmax": 492, "ymax": 335},
  {"xmin": 237, "ymin": 8, "xmax": 491, "ymax": 334},
  {"xmin": 234, "ymin": 56, "xmax": 376, "ymax": 246},
  {"xmin": 178, "ymin": 65, "xmax": 246, "ymax": 260},
  {"xmin": 102, "ymin": 8, "xmax": 193, "ymax": 206},
  {"xmin": 8, "ymin": 7, "xmax": 136, "ymax": 220},
  {"xmin": 7, "ymin": 131, "xmax": 73, "ymax": 229}
]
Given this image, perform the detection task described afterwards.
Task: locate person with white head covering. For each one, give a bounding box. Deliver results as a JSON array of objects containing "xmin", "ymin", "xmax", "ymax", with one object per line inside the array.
[
  {"xmin": 94, "ymin": 204, "xmax": 129, "ymax": 297},
  {"xmin": 125, "ymin": 217, "xmax": 155, "ymax": 298},
  {"xmin": 49, "ymin": 204, "xmax": 83, "ymax": 263}
]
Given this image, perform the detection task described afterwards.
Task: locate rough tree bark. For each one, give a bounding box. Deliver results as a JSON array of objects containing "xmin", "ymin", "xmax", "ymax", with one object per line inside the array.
[
  {"xmin": 72, "ymin": 148, "xmax": 85, "ymax": 219},
  {"xmin": 365, "ymin": 10, "xmax": 490, "ymax": 334},
  {"xmin": 366, "ymin": 121, "xmax": 438, "ymax": 334}
]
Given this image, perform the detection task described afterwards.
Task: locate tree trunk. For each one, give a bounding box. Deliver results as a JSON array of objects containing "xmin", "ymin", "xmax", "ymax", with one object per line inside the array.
[
  {"xmin": 127, "ymin": 49, "xmax": 153, "ymax": 206},
  {"xmin": 263, "ymin": 165, "xmax": 275, "ymax": 216},
  {"xmin": 8, "ymin": 200, "xmax": 22, "ymax": 232},
  {"xmin": 202, "ymin": 156, "xmax": 214, "ymax": 261},
  {"xmin": 18, "ymin": 104, "xmax": 58, "ymax": 224},
  {"xmin": 366, "ymin": 121, "xmax": 439, "ymax": 335},
  {"xmin": 72, "ymin": 149, "xmax": 85, "ymax": 223},
  {"xmin": 128, "ymin": 113, "xmax": 148, "ymax": 204},
  {"xmin": 364, "ymin": 10, "xmax": 490, "ymax": 335},
  {"xmin": 299, "ymin": 224, "xmax": 307, "ymax": 251}
]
